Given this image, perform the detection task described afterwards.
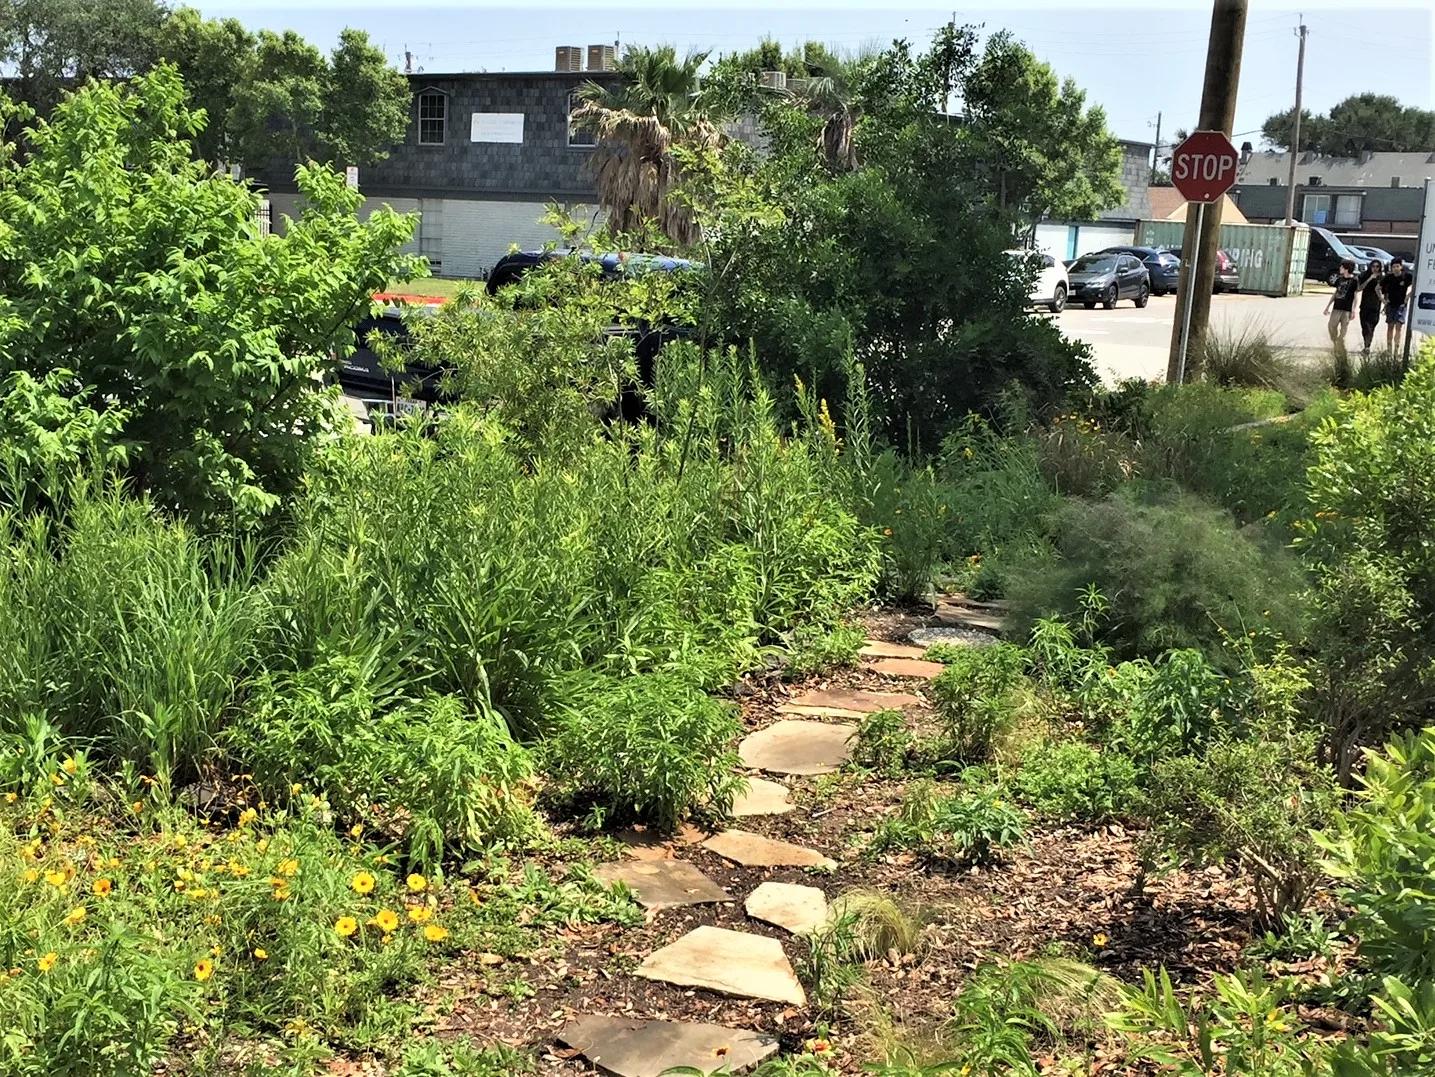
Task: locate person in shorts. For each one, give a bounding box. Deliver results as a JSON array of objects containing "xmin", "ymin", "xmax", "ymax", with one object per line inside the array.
[
  {"xmin": 1357, "ymin": 259, "xmax": 1385, "ymax": 354},
  {"xmin": 1381, "ymin": 258, "xmax": 1412, "ymax": 351},
  {"xmin": 1324, "ymin": 259, "xmax": 1358, "ymax": 360}
]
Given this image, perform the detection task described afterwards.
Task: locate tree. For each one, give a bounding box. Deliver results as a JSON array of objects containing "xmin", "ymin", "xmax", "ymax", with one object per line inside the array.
[
  {"xmin": 319, "ymin": 28, "xmax": 410, "ymax": 167},
  {"xmin": 153, "ymin": 5, "xmax": 255, "ymax": 165},
  {"xmin": 572, "ymin": 45, "xmax": 723, "ymax": 245},
  {"xmin": 229, "ymin": 29, "xmax": 326, "ymax": 167},
  {"xmin": 0, "ymin": 67, "xmax": 423, "ymax": 524},
  {"xmin": 692, "ymin": 28, "xmax": 1095, "ymax": 449},
  {"xmin": 961, "ymin": 32, "xmax": 1125, "ymax": 231},
  {"xmin": 1262, "ymin": 93, "xmax": 1435, "ymax": 155},
  {"xmin": 0, "ymin": 0, "xmax": 166, "ymax": 123}
]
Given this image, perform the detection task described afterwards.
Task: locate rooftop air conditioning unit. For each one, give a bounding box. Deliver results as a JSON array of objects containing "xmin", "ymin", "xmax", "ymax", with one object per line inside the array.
[
  {"xmin": 759, "ymin": 70, "xmax": 787, "ymax": 91},
  {"xmin": 555, "ymin": 46, "xmax": 582, "ymax": 72},
  {"xmin": 587, "ymin": 44, "xmax": 617, "ymax": 72}
]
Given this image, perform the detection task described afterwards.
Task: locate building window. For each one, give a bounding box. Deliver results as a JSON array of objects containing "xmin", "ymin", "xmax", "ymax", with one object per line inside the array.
[
  {"xmin": 418, "ymin": 92, "xmax": 446, "ymax": 145},
  {"xmin": 1391, "ymin": 176, "xmax": 1402, "ymax": 188},
  {"xmin": 1334, "ymin": 194, "xmax": 1362, "ymax": 228},
  {"xmin": 567, "ymin": 90, "xmax": 596, "ymax": 148},
  {"xmin": 1301, "ymin": 193, "xmax": 1331, "ymax": 225},
  {"xmin": 1268, "ymin": 178, "xmax": 1278, "ymax": 186}
]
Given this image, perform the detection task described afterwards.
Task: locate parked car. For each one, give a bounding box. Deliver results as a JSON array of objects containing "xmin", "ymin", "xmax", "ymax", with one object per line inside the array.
[
  {"xmin": 1066, "ymin": 252, "xmax": 1150, "ymax": 309},
  {"xmin": 1305, "ymin": 226, "xmax": 1370, "ymax": 286},
  {"xmin": 1162, "ymin": 247, "xmax": 1241, "ymax": 293},
  {"xmin": 335, "ymin": 294, "xmax": 452, "ymax": 422},
  {"xmin": 1347, "ymin": 243, "xmax": 1399, "ymax": 268},
  {"xmin": 1005, "ymin": 249, "xmax": 1068, "ymax": 312},
  {"xmin": 1095, "ymin": 245, "xmax": 1181, "ymax": 295}
]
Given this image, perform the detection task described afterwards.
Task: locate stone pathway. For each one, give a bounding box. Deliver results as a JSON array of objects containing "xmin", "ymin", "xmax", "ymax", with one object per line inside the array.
[
  {"xmin": 745, "ymin": 881, "xmax": 829, "ymax": 935},
  {"xmin": 779, "ymin": 686, "xmax": 922, "ymax": 719},
  {"xmin": 559, "ymin": 643, "xmax": 949, "ymax": 1071},
  {"xmin": 737, "ymin": 719, "xmax": 856, "ymax": 776},
  {"xmin": 636, "ymin": 925, "xmax": 807, "ymax": 1006},
  {"xmin": 591, "ymin": 860, "xmax": 731, "ymax": 911},
  {"xmin": 557, "ymin": 1015, "xmax": 779, "ymax": 1077},
  {"xmin": 702, "ymin": 829, "xmax": 837, "ymax": 870},
  {"xmin": 909, "ymin": 626, "xmax": 995, "ymax": 648},
  {"xmin": 730, "ymin": 776, "xmax": 794, "ymax": 817}
]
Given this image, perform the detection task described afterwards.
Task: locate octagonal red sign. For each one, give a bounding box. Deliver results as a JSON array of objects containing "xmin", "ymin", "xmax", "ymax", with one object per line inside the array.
[{"xmin": 1171, "ymin": 131, "xmax": 1240, "ymax": 203}]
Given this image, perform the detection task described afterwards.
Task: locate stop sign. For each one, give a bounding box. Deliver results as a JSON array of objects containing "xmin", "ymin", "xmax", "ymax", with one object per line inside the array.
[{"xmin": 1171, "ymin": 130, "xmax": 1240, "ymax": 203}]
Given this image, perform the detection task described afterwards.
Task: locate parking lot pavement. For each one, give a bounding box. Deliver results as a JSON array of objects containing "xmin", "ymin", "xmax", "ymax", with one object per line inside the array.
[{"xmin": 1055, "ymin": 290, "xmax": 1337, "ymax": 384}]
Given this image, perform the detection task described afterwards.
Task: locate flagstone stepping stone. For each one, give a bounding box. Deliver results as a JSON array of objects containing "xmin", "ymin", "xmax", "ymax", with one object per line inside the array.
[
  {"xmin": 779, "ymin": 687, "xmax": 922, "ymax": 719},
  {"xmin": 868, "ymin": 657, "xmax": 946, "ymax": 680},
  {"xmin": 591, "ymin": 860, "xmax": 731, "ymax": 910},
  {"xmin": 908, "ymin": 626, "xmax": 996, "ymax": 649},
  {"xmin": 738, "ymin": 720, "xmax": 856, "ymax": 776},
  {"xmin": 745, "ymin": 881, "xmax": 829, "ymax": 935},
  {"xmin": 702, "ymin": 829, "xmax": 836, "ymax": 870},
  {"xmin": 935, "ymin": 604, "xmax": 1007, "ymax": 633},
  {"xmin": 860, "ymin": 639, "xmax": 929, "ymax": 660},
  {"xmin": 636, "ymin": 925, "xmax": 806, "ymax": 1005},
  {"xmin": 557, "ymin": 1015, "xmax": 779, "ymax": 1077},
  {"xmin": 730, "ymin": 777, "xmax": 794, "ymax": 817}
]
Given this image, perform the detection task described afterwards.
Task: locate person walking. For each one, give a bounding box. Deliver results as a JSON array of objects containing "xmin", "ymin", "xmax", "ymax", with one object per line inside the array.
[
  {"xmin": 1325, "ymin": 259, "xmax": 1358, "ymax": 366},
  {"xmin": 1358, "ymin": 259, "xmax": 1385, "ymax": 355},
  {"xmin": 1381, "ymin": 258, "xmax": 1412, "ymax": 352}
]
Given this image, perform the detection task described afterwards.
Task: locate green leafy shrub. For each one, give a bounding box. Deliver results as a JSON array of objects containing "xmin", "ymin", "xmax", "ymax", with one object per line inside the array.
[
  {"xmin": 227, "ymin": 650, "xmax": 537, "ymax": 869},
  {"xmin": 1009, "ymin": 739, "xmax": 1138, "ymax": 822},
  {"xmin": 928, "ymin": 643, "xmax": 1029, "ymax": 765},
  {"xmin": 852, "ymin": 708, "xmax": 915, "ymax": 777},
  {"xmin": 1007, "ymin": 484, "xmax": 1305, "ymax": 667},
  {"xmin": 1142, "ymin": 726, "xmax": 1338, "ymax": 925},
  {"xmin": 1104, "ymin": 648, "xmax": 1232, "ymax": 764},
  {"xmin": 1320, "ymin": 727, "xmax": 1435, "ymax": 984},
  {"xmin": 0, "ymin": 69, "xmax": 421, "ymax": 524},
  {"xmin": 543, "ymin": 672, "xmax": 743, "ymax": 831},
  {"xmin": 1301, "ymin": 349, "xmax": 1435, "ymax": 779},
  {"xmin": 867, "ymin": 780, "xmax": 1026, "ymax": 866}
]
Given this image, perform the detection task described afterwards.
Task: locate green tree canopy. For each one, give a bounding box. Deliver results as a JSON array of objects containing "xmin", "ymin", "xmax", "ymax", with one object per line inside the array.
[
  {"xmin": 962, "ymin": 31, "xmax": 1125, "ymax": 227},
  {"xmin": 152, "ymin": 5, "xmax": 254, "ymax": 165},
  {"xmin": 0, "ymin": 66, "xmax": 422, "ymax": 523},
  {"xmin": 1262, "ymin": 93, "xmax": 1435, "ymax": 156}
]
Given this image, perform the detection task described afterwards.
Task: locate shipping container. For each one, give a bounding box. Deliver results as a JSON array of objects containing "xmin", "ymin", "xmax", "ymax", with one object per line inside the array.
[{"xmin": 1134, "ymin": 220, "xmax": 1309, "ymax": 297}]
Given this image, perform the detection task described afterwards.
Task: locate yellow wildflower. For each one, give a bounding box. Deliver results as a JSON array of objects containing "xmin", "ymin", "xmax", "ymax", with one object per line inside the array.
[
  {"xmin": 253, "ymin": 948, "xmax": 268, "ymax": 960},
  {"xmin": 422, "ymin": 924, "xmax": 449, "ymax": 943},
  {"xmin": 63, "ymin": 906, "xmax": 87, "ymax": 926},
  {"xmin": 37, "ymin": 952, "xmax": 57, "ymax": 973},
  {"xmin": 61, "ymin": 757, "xmax": 78, "ymax": 775},
  {"xmin": 406, "ymin": 873, "xmax": 427, "ymax": 892},
  {"xmin": 350, "ymin": 871, "xmax": 376, "ymax": 895},
  {"xmin": 93, "ymin": 878, "xmax": 113, "ymax": 896},
  {"xmin": 407, "ymin": 905, "xmax": 433, "ymax": 923},
  {"xmin": 334, "ymin": 916, "xmax": 359, "ymax": 937},
  {"xmin": 370, "ymin": 908, "xmax": 399, "ymax": 932},
  {"xmin": 1092, "ymin": 933, "xmax": 1109, "ymax": 948},
  {"xmin": 194, "ymin": 959, "xmax": 213, "ymax": 982},
  {"xmin": 276, "ymin": 859, "xmax": 299, "ymax": 877}
]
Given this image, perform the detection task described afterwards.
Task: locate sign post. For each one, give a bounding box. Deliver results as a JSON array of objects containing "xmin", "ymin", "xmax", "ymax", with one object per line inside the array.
[
  {"xmin": 1169, "ymin": 130, "xmax": 1240, "ymax": 383},
  {"xmin": 1406, "ymin": 176, "xmax": 1435, "ymax": 368}
]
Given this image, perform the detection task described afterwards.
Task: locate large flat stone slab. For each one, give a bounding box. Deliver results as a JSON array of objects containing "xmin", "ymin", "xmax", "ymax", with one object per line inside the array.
[
  {"xmin": 868, "ymin": 657, "xmax": 946, "ymax": 680},
  {"xmin": 860, "ymin": 640, "xmax": 929, "ymax": 660},
  {"xmin": 745, "ymin": 881, "xmax": 829, "ymax": 936},
  {"xmin": 738, "ymin": 720, "xmax": 856, "ymax": 776},
  {"xmin": 935, "ymin": 604, "xmax": 1006, "ymax": 633},
  {"xmin": 636, "ymin": 925, "xmax": 806, "ymax": 1005},
  {"xmin": 591, "ymin": 860, "xmax": 730, "ymax": 910},
  {"xmin": 557, "ymin": 1015, "xmax": 779, "ymax": 1077},
  {"xmin": 779, "ymin": 687, "xmax": 922, "ymax": 719},
  {"xmin": 730, "ymin": 777, "xmax": 794, "ymax": 817},
  {"xmin": 702, "ymin": 829, "xmax": 836, "ymax": 870}
]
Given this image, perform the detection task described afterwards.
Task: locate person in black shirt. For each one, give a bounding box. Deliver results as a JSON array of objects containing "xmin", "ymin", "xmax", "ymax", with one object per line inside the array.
[
  {"xmin": 1381, "ymin": 259, "xmax": 1412, "ymax": 351},
  {"xmin": 1358, "ymin": 260, "xmax": 1385, "ymax": 354},
  {"xmin": 1324, "ymin": 259, "xmax": 1358, "ymax": 362}
]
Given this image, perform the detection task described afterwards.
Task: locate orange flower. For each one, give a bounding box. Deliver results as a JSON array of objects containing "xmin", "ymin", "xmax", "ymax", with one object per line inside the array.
[{"xmin": 92, "ymin": 878, "xmax": 113, "ymax": 897}]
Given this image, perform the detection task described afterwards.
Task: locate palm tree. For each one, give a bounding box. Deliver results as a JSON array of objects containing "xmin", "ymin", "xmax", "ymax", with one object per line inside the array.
[
  {"xmin": 788, "ymin": 44, "xmax": 862, "ymax": 173},
  {"xmin": 572, "ymin": 46, "xmax": 723, "ymax": 246}
]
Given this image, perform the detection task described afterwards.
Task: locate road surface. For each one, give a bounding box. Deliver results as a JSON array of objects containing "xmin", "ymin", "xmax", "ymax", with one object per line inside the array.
[{"xmin": 1057, "ymin": 290, "xmax": 1340, "ymax": 384}]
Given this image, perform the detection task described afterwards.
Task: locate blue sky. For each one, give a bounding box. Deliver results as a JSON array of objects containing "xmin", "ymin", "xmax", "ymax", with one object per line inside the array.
[{"xmin": 198, "ymin": 0, "xmax": 1433, "ymax": 150}]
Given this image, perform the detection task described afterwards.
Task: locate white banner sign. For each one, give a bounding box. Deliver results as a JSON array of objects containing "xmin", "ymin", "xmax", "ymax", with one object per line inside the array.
[
  {"xmin": 1413, "ymin": 179, "xmax": 1435, "ymax": 338},
  {"xmin": 470, "ymin": 112, "xmax": 524, "ymax": 144}
]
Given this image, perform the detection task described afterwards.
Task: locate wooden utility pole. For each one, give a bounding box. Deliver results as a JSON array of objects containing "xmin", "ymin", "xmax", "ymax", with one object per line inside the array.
[
  {"xmin": 1150, "ymin": 111, "xmax": 1162, "ymax": 186},
  {"xmin": 1283, "ymin": 20, "xmax": 1309, "ymax": 224},
  {"xmin": 1166, "ymin": 0, "xmax": 1249, "ymax": 384}
]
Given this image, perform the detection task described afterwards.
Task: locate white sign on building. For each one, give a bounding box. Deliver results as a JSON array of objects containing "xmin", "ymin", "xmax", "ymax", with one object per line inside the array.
[
  {"xmin": 1412, "ymin": 179, "xmax": 1435, "ymax": 339},
  {"xmin": 470, "ymin": 112, "xmax": 525, "ymax": 144}
]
